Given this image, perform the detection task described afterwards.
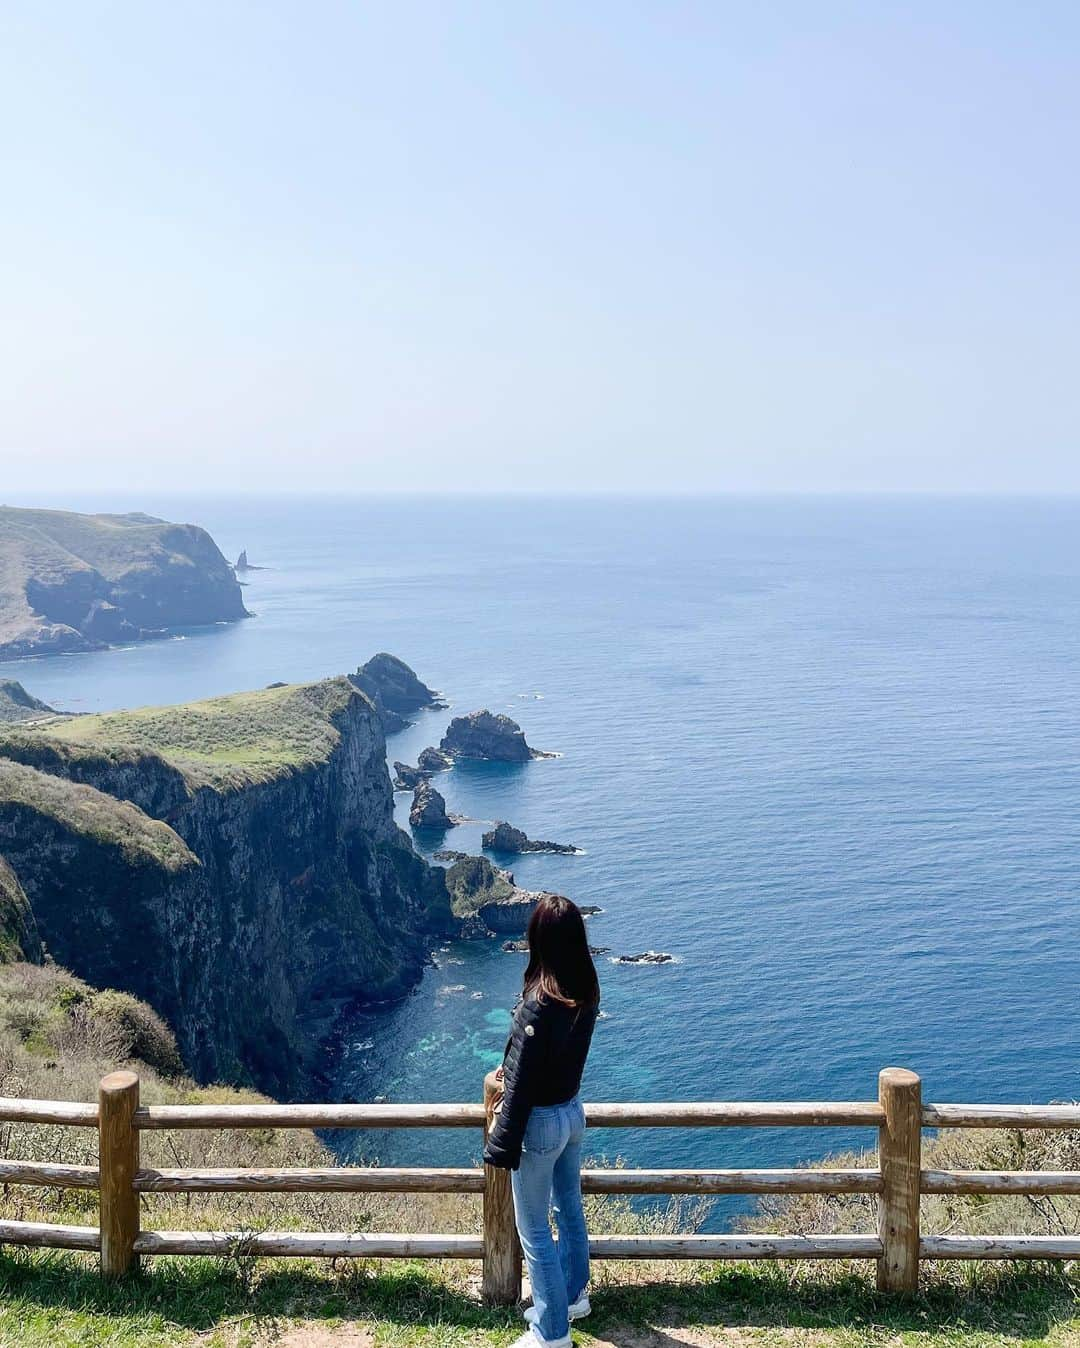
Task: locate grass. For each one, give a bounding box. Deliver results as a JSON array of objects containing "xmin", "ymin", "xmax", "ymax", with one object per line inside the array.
[
  {"xmin": 28, "ymin": 676, "xmax": 364, "ymax": 789},
  {"xmin": 0, "ymin": 757, "xmax": 195, "ymax": 868},
  {"xmin": 0, "ymin": 1251, "xmax": 1076, "ymax": 1347}
]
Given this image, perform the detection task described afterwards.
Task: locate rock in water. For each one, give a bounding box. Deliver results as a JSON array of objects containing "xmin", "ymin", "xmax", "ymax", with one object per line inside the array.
[
  {"xmin": 349, "ymin": 653, "xmax": 446, "ymax": 736},
  {"xmin": 440, "ymin": 854, "xmax": 568, "ymax": 937},
  {"xmin": 393, "ymin": 761, "xmax": 424, "ymax": 790},
  {"xmin": 417, "ymin": 745, "xmax": 453, "ymax": 774},
  {"xmin": 614, "ymin": 950, "xmax": 675, "ymax": 965},
  {"xmin": 0, "ymin": 681, "xmax": 57, "ymax": 725},
  {"xmin": 502, "ymin": 938, "xmax": 609, "ymax": 955},
  {"xmin": 439, "ymin": 710, "xmax": 553, "ymax": 762},
  {"xmin": 482, "ymin": 820, "xmax": 580, "ymax": 854},
  {"xmin": 235, "ymin": 549, "xmax": 250, "ymax": 571},
  {"xmin": 0, "ymin": 506, "xmax": 248, "ymax": 661},
  {"xmin": 410, "ymin": 780, "xmax": 453, "ymax": 830}
]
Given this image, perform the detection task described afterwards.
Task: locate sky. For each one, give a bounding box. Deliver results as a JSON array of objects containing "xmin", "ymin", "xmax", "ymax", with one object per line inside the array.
[{"xmin": 1, "ymin": 2, "xmax": 1078, "ymax": 496}]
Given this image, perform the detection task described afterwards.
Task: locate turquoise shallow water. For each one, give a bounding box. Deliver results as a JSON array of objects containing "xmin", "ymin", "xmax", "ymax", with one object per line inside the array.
[{"xmin": 6, "ymin": 494, "xmax": 1080, "ymax": 1217}]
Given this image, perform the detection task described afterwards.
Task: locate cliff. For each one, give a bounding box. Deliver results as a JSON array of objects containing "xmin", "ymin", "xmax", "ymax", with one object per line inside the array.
[
  {"xmin": 0, "ymin": 506, "xmax": 248, "ymax": 660},
  {"xmin": 0, "ymin": 678, "xmax": 454, "ymax": 1097},
  {"xmin": 0, "ymin": 680, "xmax": 57, "ymax": 724}
]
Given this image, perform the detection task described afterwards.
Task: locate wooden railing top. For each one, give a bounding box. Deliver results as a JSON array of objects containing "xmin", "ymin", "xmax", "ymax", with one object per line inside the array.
[{"xmin": 3, "ymin": 1095, "xmax": 1078, "ymax": 1131}]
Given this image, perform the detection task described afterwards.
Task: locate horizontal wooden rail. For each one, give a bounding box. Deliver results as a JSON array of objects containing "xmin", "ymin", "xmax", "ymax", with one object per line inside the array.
[
  {"xmin": 132, "ymin": 1231, "xmax": 483, "ymax": 1258},
  {"xmin": 580, "ymin": 1167, "xmax": 882, "ymax": 1194},
  {"xmin": 922, "ymin": 1169, "xmax": 1080, "ymax": 1195},
  {"xmin": 0, "ymin": 1098, "xmax": 98, "ymax": 1127},
  {"xmin": 134, "ymin": 1166, "xmax": 485, "ymax": 1194},
  {"xmin": 0, "ymin": 1160, "xmax": 99, "ymax": 1190},
  {"xmin": 585, "ymin": 1102, "xmax": 885, "ymax": 1127},
  {"xmin": 590, "ymin": 1234, "xmax": 884, "ymax": 1260},
  {"xmin": 921, "ymin": 1236, "xmax": 1080, "ymax": 1260},
  {"xmin": 922, "ymin": 1103, "xmax": 1080, "ymax": 1128},
  {"xmin": 133, "ymin": 1102, "xmax": 486, "ymax": 1130},
  {"xmin": 0, "ymin": 1219, "xmax": 100, "ymax": 1250}
]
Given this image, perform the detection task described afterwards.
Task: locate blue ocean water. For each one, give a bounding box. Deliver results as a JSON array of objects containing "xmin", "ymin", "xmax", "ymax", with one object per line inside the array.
[{"xmin": 5, "ymin": 494, "xmax": 1080, "ymax": 1209}]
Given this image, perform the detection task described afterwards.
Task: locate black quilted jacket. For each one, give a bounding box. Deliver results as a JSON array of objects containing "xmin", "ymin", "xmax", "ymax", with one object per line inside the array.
[{"xmin": 483, "ymin": 994, "xmax": 598, "ymax": 1170}]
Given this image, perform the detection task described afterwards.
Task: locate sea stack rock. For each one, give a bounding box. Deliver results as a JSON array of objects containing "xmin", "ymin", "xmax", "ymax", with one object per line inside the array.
[
  {"xmin": 349, "ymin": 654, "xmax": 446, "ymax": 736},
  {"xmin": 393, "ymin": 761, "xmax": 424, "ymax": 791},
  {"xmin": 482, "ymin": 821, "xmax": 580, "ymax": 855},
  {"xmin": 615, "ymin": 951, "xmax": 675, "ymax": 965},
  {"xmin": 417, "ymin": 746, "xmax": 453, "ymax": 774},
  {"xmin": 409, "ymin": 780, "xmax": 453, "ymax": 830},
  {"xmin": 440, "ymin": 710, "xmax": 553, "ymax": 762},
  {"xmin": 235, "ymin": 550, "xmax": 250, "ymax": 572}
]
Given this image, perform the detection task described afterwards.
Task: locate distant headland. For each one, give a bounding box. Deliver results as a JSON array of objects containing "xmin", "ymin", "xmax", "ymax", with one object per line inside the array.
[{"xmin": 0, "ymin": 505, "xmax": 248, "ymax": 661}]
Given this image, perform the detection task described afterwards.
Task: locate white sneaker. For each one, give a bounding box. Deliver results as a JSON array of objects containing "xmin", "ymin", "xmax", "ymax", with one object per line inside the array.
[
  {"xmin": 524, "ymin": 1295, "xmax": 591, "ymax": 1326},
  {"xmin": 509, "ymin": 1331, "xmax": 572, "ymax": 1348}
]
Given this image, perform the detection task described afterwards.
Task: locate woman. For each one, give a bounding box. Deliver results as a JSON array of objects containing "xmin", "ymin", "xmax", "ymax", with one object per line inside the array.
[{"xmin": 484, "ymin": 894, "xmax": 601, "ymax": 1348}]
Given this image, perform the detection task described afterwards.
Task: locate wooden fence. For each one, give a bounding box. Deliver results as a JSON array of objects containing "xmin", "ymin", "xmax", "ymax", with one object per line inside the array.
[{"xmin": 1, "ymin": 1066, "xmax": 1079, "ymax": 1301}]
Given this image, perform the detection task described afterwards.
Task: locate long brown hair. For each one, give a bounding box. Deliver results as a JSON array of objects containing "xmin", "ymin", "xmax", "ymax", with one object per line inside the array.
[{"xmin": 523, "ymin": 894, "xmax": 600, "ymax": 1008}]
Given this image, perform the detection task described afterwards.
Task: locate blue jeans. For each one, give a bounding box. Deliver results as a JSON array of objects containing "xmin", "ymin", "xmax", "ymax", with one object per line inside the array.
[{"xmin": 510, "ymin": 1096, "xmax": 589, "ymax": 1345}]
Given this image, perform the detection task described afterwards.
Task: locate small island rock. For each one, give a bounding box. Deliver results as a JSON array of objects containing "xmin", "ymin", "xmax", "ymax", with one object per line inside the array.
[
  {"xmin": 439, "ymin": 710, "xmax": 553, "ymax": 763},
  {"xmin": 482, "ymin": 821, "xmax": 580, "ymax": 855},
  {"xmin": 409, "ymin": 781, "xmax": 454, "ymax": 830},
  {"xmin": 502, "ymin": 939, "xmax": 609, "ymax": 955},
  {"xmin": 417, "ymin": 746, "xmax": 453, "ymax": 774},
  {"xmin": 393, "ymin": 761, "xmax": 424, "ymax": 791},
  {"xmin": 614, "ymin": 950, "xmax": 674, "ymax": 965}
]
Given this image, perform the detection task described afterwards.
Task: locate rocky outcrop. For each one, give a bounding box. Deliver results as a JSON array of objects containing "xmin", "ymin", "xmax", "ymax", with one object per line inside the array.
[
  {"xmin": 0, "ymin": 506, "xmax": 248, "ymax": 661},
  {"xmin": 409, "ymin": 780, "xmax": 453, "ymax": 830},
  {"xmin": 348, "ymin": 654, "xmax": 446, "ymax": 735},
  {"xmin": 439, "ymin": 710, "xmax": 552, "ymax": 763},
  {"xmin": 502, "ymin": 938, "xmax": 609, "ymax": 956},
  {"xmin": 234, "ymin": 550, "xmax": 264, "ymax": 572},
  {"xmin": 440, "ymin": 854, "xmax": 568, "ymax": 937},
  {"xmin": 482, "ymin": 821, "xmax": 580, "ymax": 855},
  {"xmin": 614, "ymin": 951, "xmax": 674, "ymax": 965},
  {"xmin": 393, "ymin": 761, "xmax": 423, "ymax": 791},
  {"xmin": 0, "ymin": 681, "xmax": 57, "ymax": 725},
  {"xmin": 0, "ymin": 678, "xmax": 454, "ymax": 1097},
  {"xmin": 417, "ymin": 746, "xmax": 453, "ymax": 774}
]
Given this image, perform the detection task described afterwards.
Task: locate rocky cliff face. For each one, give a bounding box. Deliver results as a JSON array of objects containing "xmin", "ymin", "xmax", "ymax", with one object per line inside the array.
[
  {"xmin": 0, "ymin": 678, "xmax": 453, "ymax": 1097},
  {"xmin": 0, "ymin": 507, "xmax": 248, "ymax": 660}
]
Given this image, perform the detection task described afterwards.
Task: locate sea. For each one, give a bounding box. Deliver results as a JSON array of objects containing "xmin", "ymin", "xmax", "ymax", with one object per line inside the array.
[{"xmin": 4, "ymin": 494, "xmax": 1080, "ymax": 1222}]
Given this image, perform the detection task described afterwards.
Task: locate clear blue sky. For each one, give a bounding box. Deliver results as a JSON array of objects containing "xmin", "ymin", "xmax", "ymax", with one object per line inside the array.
[{"xmin": 2, "ymin": 2, "xmax": 1078, "ymax": 494}]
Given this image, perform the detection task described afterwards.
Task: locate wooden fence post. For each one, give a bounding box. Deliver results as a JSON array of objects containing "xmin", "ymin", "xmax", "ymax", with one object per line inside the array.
[
  {"xmin": 482, "ymin": 1069, "xmax": 521, "ymax": 1305},
  {"xmin": 99, "ymin": 1071, "xmax": 140, "ymax": 1278},
  {"xmin": 877, "ymin": 1067, "xmax": 921, "ymax": 1292}
]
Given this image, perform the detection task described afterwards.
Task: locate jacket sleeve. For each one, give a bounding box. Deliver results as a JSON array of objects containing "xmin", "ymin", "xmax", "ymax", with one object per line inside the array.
[{"xmin": 483, "ymin": 999, "xmax": 550, "ymax": 1170}]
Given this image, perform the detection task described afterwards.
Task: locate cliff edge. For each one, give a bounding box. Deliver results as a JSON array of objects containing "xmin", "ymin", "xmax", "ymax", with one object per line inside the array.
[{"xmin": 0, "ymin": 677, "xmax": 453, "ymax": 1096}]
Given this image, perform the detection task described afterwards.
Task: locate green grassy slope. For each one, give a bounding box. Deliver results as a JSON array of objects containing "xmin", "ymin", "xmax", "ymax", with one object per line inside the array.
[
  {"xmin": 26, "ymin": 676, "xmax": 362, "ymax": 789},
  {"xmin": 0, "ymin": 758, "xmax": 194, "ymax": 868}
]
